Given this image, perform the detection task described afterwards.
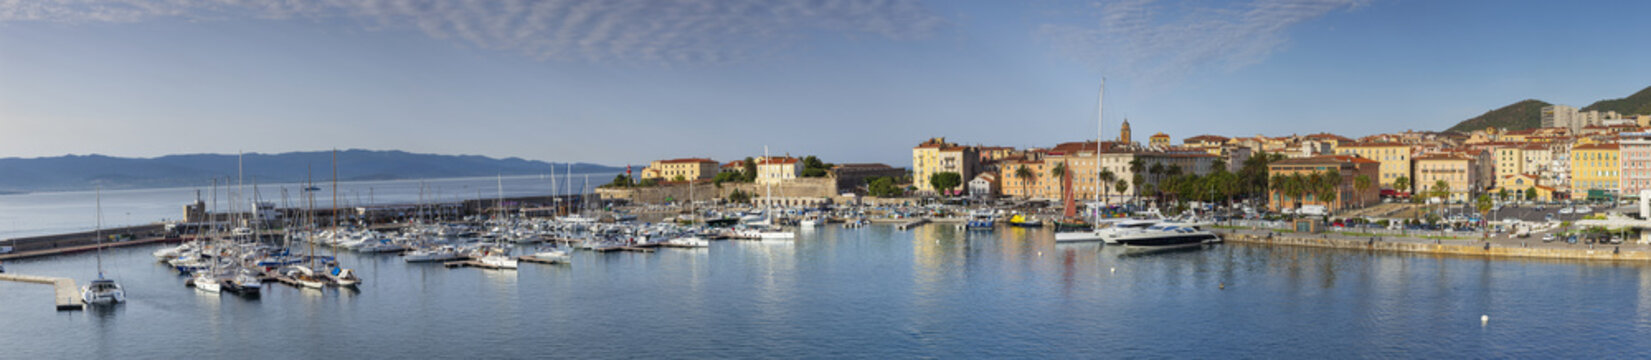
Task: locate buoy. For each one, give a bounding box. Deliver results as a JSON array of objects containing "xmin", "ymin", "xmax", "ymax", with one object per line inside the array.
[
  {"xmin": 1110, "ymin": 267, "xmax": 1116, "ymax": 274},
  {"xmin": 1481, "ymin": 315, "xmax": 1489, "ymax": 325},
  {"xmin": 1219, "ymin": 282, "xmax": 1225, "ymax": 290},
  {"xmin": 1037, "ymin": 251, "xmax": 1042, "ymax": 257}
]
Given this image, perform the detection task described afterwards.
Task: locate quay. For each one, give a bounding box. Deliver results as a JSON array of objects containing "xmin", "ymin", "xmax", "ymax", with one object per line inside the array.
[
  {"xmin": 0, "ymin": 273, "xmax": 82, "ymax": 311},
  {"xmin": 1221, "ymin": 229, "xmax": 1651, "ymax": 262},
  {"xmin": 0, "ymin": 236, "xmax": 185, "ymax": 261}
]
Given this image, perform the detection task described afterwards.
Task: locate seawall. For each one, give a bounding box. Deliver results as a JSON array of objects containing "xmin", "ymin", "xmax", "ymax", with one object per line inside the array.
[{"xmin": 1223, "ymin": 232, "xmax": 1651, "ymax": 262}]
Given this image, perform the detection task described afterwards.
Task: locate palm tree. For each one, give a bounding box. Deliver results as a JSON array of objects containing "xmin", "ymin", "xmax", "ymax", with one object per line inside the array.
[
  {"xmin": 1014, "ymin": 165, "xmax": 1035, "ymax": 200},
  {"xmin": 1149, "ymin": 163, "xmax": 1166, "ymax": 184},
  {"xmin": 1099, "ymin": 169, "xmax": 1117, "ymax": 205},
  {"xmin": 1353, "ymin": 174, "xmax": 1372, "ymax": 208},
  {"xmin": 1131, "ymin": 174, "xmax": 1146, "ymax": 207},
  {"xmin": 1285, "ymin": 173, "xmax": 1308, "ymax": 209}
]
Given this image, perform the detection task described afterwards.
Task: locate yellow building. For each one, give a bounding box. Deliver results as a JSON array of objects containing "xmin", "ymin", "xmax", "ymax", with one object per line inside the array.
[
  {"xmin": 755, "ymin": 156, "xmax": 801, "ymax": 185},
  {"xmin": 640, "ymin": 158, "xmax": 720, "ymax": 181},
  {"xmin": 1492, "ymin": 174, "xmax": 1553, "ymax": 201},
  {"xmin": 1492, "ymin": 145, "xmax": 1523, "ymax": 186},
  {"xmin": 1001, "ymin": 160, "xmax": 1049, "ymax": 199},
  {"xmin": 1414, "ymin": 153, "xmax": 1481, "ymax": 203},
  {"xmin": 1570, "ymin": 142, "xmax": 1620, "ymax": 195},
  {"xmin": 910, "ymin": 138, "xmax": 980, "ymax": 195},
  {"xmin": 1149, "ymin": 133, "xmax": 1170, "ymax": 148},
  {"xmin": 1336, "ymin": 142, "xmax": 1414, "ymax": 191}
]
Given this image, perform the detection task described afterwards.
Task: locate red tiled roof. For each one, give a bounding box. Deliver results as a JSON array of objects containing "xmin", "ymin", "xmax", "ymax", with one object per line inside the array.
[
  {"xmin": 1272, "ymin": 154, "xmax": 1378, "ymax": 165},
  {"xmin": 757, "ymin": 156, "xmax": 799, "ymax": 165},
  {"xmin": 1339, "ymin": 141, "xmax": 1407, "ymax": 148},
  {"xmin": 1573, "ymin": 143, "xmax": 1620, "ymax": 151},
  {"xmin": 1183, "ymin": 135, "xmax": 1229, "ymax": 143},
  {"xmin": 657, "ymin": 158, "xmax": 717, "ymax": 164}
]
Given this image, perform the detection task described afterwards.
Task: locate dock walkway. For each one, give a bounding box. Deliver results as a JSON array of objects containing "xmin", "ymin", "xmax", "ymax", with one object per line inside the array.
[
  {"xmin": 0, "ymin": 273, "xmax": 82, "ymax": 311},
  {"xmin": 0, "ymin": 237, "xmax": 183, "ymax": 261}
]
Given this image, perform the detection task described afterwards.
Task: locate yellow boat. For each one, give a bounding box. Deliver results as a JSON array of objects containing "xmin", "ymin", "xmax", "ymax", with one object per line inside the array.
[{"xmin": 1009, "ymin": 214, "xmax": 1042, "ymax": 227}]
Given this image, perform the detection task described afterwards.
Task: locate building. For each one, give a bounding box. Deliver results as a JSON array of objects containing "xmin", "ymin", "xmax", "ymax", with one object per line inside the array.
[
  {"xmin": 1182, "ymin": 135, "xmax": 1229, "ymax": 149},
  {"xmin": 755, "ymin": 156, "xmax": 802, "ymax": 185},
  {"xmin": 720, "ymin": 160, "xmax": 748, "ymax": 175},
  {"xmin": 1000, "ymin": 160, "xmax": 1048, "ymax": 200},
  {"xmin": 1413, "ymin": 153, "xmax": 1481, "ymax": 203},
  {"xmin": 1491, "ymin": 145, "xmax": 1523, "ymax": 186},
  {"xmin": 1336, "ymin": 142, "xmax": 1414, "ymax": 191},
  {"xmin": 968, "ymin": 172, "xmax": 1000, "ymax": 199},
  {"xmin": 1571, "ymin": 142, "xmax": 1619, "ymax": 198},
  {"xmin": 1492, "ymin": 174, "xmax": 1553, "ymax": 201},
  {"xmin": 911, "ymin": 138, "xmax": 981, "ymax": 195},
  {"xmin": 1621, "ymin": 133, "xmax": 1651, "ymax": 195},
  {"xmin": 1149, "ymin": 133, "xmax": 1171, "ymax": 148},
  {"xmin": 1265, "ymin": 155, "xmax": 1381, "ymax": 213},
  {"xmin": 831, "ymin": 163, "xmax": 905, "ymax": 194},
  {"xmin": 1544, "ymin": 104, "xmax": 1622, "ymax": 133},
  {"xmin": 1119, "ymin": 119, "xmax": 1133, "ymax": 145},
  {"xmin": 639, "ymin": 158, "xmax": 720, "ymax": 181}
]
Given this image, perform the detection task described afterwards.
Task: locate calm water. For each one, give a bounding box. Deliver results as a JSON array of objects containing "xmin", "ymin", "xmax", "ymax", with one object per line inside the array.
[
  {"xmin": 4, "ymin": 225, "xmax": 1651, "ymax": 358},
  {"xmin": 0, "ymin": 173, "xmax": 613, "ymax": 239}
]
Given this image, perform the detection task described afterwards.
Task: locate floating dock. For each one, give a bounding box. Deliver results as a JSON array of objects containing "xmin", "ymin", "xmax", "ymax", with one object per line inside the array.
[
  {"xmin": 896, "ymin": 218, "xmax": 930, "ymax": 230},
  {"xmin": 516, "ymin": 255, "xmax": 569, "ymax": 265},
  {"xmin": 0, "ymin": 273, "xmax": 83, "ymax": 311}
]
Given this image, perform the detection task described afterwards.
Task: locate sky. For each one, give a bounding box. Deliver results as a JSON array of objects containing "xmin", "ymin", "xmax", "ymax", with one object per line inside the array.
[{"xmin": 2, "ymin": 0, "xmax": 1649, "ymax": 167}]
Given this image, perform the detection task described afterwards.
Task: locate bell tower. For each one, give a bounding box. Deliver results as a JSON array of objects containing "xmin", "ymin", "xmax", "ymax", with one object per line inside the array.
[{"xmin": 1119, "ymin": 119, "xmax": 1132, "ymax": 145}]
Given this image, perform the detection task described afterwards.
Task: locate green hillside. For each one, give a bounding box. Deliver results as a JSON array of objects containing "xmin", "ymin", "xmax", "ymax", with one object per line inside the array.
[
  {"xmin": 1582, "ymin": 85, "xmax": 1651, "ymax": 115},
  {"xmin": 1445, "ymin": 99, "xmax": 1550, "ymax": 133}
]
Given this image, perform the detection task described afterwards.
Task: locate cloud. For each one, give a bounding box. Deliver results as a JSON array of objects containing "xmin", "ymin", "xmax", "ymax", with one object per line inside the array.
[
  {"xmin": 0, "ymin": 0, "xmax": 947, "ymax": 64},
  {"xmin": 1039, "ymin": 0, "xmax": 1368, "ymax": 83}
]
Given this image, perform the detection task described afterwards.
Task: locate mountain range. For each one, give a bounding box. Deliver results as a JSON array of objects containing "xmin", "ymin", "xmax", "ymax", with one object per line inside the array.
[
  {"xmin": 1445, "ymin": 85, "xmax": 1651, "ymax": 133},
  {"xmin": 0, "ymin": 149, "xmax": 622, "ymax": 193}
]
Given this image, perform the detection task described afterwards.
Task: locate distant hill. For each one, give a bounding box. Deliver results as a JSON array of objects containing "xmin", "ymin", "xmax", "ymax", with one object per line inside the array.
[
  {"xmin": 0, "ymin": 149, "xmax": 622, "ymax": 193},
  {"xmin": 1445, "ymin": 99, "xmax": 1550, "ymax": 133},
  {"xmin": 1582, "ymin": 85, "xmax": 1651, "ymax": 115}
]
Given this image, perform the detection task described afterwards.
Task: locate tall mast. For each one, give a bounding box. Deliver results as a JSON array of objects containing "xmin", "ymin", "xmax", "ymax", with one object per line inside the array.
[
  {"xmin": 1096, "ymin": 78, "xmax": 1105, "ymax": 206},
  {"xmin": 497, "ymin": 173, "xmax": 504, "ymax": 220},
  {"xmin": 95, "ymin": 186, "xmax": 104, "ymax": 279},
  {"xmin": 764, "ymin": 145, "xmax": 772, "ymax": 222},
  {"xmin": 331, "ymin": 149, "xmax": 339, "ymax": 233}
]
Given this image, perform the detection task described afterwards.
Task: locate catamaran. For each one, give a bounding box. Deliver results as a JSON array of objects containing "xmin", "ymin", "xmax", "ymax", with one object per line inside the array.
[{"xmin": 82, "ymin": 187, "xmax": 126, "ymax": 305}]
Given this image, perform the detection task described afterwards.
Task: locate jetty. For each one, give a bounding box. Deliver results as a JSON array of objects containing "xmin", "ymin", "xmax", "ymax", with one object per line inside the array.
[
  {"xmin": 0, "ymin": 236, "xmax": 184, "ymax": 261},
  {"xmin": 517, "ymin": 255, "xmax": 569, "ymax": 265},
  {"xmin": 0, "ymin": 273, "xmax": 83, "ymax": 311},
  {"xmin": 895, "ymin": 218, "xmax": 930, "ymax": 230}
]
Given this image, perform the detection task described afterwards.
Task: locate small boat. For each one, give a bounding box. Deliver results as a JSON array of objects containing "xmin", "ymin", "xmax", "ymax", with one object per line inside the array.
[
  {"xmin": 966, "ymin": 212, "xmax": 995, "ymax": 231},
  {"xmin": 665, "ymin": 237, "xmax": 710, "ymax": 248},
  {"xmin": 704, "ymin": 217, "xmax": 740, "ymax": 227},
  {"xmin": 404, "ymin": 246, "xmax": 467, "ymax": 263},
  {"xmin": 1008, "ymin": 214, "xmax": 1042, "ymax": 227},
  {"xmin": 224, "ymin": 270, "xmax": 262, "ymax": 295},
  {"xmin": 192, "ymin": 273, "xmax": 222, "ymax": 294},
  {"xmin": 327, "ymin": 266, "xmax": 361, "ymax": 287},
  {"xmin": 478, "ymin": 254, "xmax": 518, "ymax": 269}
]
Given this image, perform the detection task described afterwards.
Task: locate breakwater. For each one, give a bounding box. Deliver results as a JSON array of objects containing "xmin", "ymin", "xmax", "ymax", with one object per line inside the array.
[{"xmin": 1223, "ymin": 232, "xmax": 1651, "ymax": 262}]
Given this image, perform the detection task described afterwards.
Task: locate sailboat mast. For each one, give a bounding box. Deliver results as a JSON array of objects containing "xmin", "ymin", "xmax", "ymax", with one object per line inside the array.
[
  {"xmin": 331, "ymin": 149, "xmax": 339, "ymax": 234},
  {"xmin": 497, "ymin": 173, "xmax": 504, "ymax": 220},
  {"xmin": 95, "ymin": 186, "xmax": 103, "ymax": 278},
  {"xmin": 764, "ymin": 145, "xmax": 772, "ymax": 222},
  {"xmin": 1096, "ymin": 78, "xmax": 1105, "ymax": 207}
]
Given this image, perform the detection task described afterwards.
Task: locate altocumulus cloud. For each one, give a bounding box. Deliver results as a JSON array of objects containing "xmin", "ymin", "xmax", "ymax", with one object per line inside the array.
[
  {"xmin": 1039, "ymin": 0, "xmax": 1368, "ymax": 83},
  {"xmin": 0, "ymin": 0, "xmax": 947, "ymax": 63}
]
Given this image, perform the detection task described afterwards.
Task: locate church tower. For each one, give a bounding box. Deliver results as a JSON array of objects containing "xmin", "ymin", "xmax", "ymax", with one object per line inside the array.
[{"xmin": 1119, "ymin": 119, "xmax": 1132, "ymax": 145}]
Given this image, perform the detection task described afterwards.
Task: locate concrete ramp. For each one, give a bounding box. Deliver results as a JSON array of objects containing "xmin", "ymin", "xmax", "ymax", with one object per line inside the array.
[{"xmin": 0, "ymin": 274, "xmax": 83, "ymax": 311}]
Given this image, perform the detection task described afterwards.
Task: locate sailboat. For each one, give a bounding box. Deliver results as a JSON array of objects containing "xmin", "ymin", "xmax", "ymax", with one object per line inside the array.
[
  {"xmin": 1057, "ymin": 79, "xmax": 1109, "ymax": 243},
  {"xmin": 82, "ymin": 187, "xmax": 127, "ymax": 305},
  {"xmin": 757, "ymin": 146, "xmax": 796, "ymax": 240}
]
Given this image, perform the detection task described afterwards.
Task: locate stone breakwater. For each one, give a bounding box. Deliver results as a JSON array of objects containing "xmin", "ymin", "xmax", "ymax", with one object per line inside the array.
[{"xmin": 1223, "ymin": 232, "xmax": 1651, "ymax": 262}]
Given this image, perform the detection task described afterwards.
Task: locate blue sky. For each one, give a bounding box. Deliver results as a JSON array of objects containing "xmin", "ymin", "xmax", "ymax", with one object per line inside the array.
[{"xmin": 2, "ymin": 0, "xmax": 1649, "ymax": 167}]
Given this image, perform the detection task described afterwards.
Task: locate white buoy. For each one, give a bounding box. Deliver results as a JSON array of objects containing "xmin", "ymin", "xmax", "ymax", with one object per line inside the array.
[
  {"xmin": 1481, "ymin": 315, "xmax": 1489, "ymax": 325},
  {"xmin": 1037, "ymin": 251, "xmax": 1042, "ymax": 257},
  {"xmin": 1110, "ymin": 267, "xmax": 1116, "ymax": 274}
]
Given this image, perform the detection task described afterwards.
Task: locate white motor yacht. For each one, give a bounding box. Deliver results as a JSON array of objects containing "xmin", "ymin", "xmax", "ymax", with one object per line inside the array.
[
  {"xmin": 1112, "ymin": 224, "xmax": 1222, "ymax": 250},
  {"xmin": 479, "ymin": 255, "xmax": 518, "ymax": 270}
]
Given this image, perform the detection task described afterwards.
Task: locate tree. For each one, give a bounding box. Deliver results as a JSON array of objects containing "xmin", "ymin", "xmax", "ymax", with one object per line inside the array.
[
  {"xmin": 728, "ymin": 189, "xmax": 751, "ymax": 204},
  {"xmin": 637, "ymin": 178, "xmax": 659, "ymax": 187},
  {"xmin": 672, "ymin": 175, "xmax": 687, "ymax": 182},
  {"xmin": 1014, "ymin": 165, "xmax": 1035, "ymax": 199},
  {"xmin": 1131, "ymin": 174, "xmax": 1146, "ymax": 206},
  {"xmin": 1432, "ymin": 179, "xmax": 1452, "ymax": 203},
  {"xmin": 1114, "ymin": 179, "xmax": 1129, "ymax": 200},
  {"xmin": 1100, "ymin": 169, "xmax": 1117, "ymax": 204},
  {"xmin": 1149, "ymin": 163, "xmax": 1166, "ymax": 183},
  {"xmin": 868, "ymin": 177, "xmax": 902, "ymax": 197},
  {"xmin": 1353, "ymin": 174, "xmax": 1372, "ymax": 208},
  {"xmin": 1211, "ymin": 158, "xmax": 1228, "ymax": 173},
  {"xmin": 929, "ymin": 172, "xmax": 963, "ymax": 197},
  {"xmin": 801, "ymin": 156, "xmax": 830, "ymax": 178},
  {"xmin": 1525, "ymin": 187, "xmax": 1538, "ymax": 201},
  {"xmin": 606, "ymin": 174, "xmax": 633, "ymax": 188},
  {"xmin": 712, "ymin": 171, "xmax": 740, "ymax": 186},
  {"xmin": 742, "ymin": 157, "xmax": 758, "ymax": 182},
  {"xmin": 1394, "ymin": 175, "xmax": 1411, "ymax": 194},
  {"xmin": 1497, "ymin": 188, "xmax": 1509, "ymax": 201}
]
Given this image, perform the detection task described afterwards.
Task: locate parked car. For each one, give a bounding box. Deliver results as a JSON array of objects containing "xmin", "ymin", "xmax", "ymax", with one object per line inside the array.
[
  {"xmin": 1559, "ymin": 207, "xmax": 1575, "ymax": 214},
  {"xmin": 1542, "ymin": 234, "xmax": 1556, "ymax": 242},
  {"xmin": 1576, "ymin": 206, "xmax": 1593, "ymax": 213}
]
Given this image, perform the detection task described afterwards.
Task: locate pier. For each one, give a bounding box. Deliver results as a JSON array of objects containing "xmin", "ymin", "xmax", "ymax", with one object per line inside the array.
[
  {"xmin": 517, "ymin": 255, "xmax": 569, "ymax": 265},
  {"xmin": 895, "ymin": 218, "xmax": 930, "ymax": 230},
  {"xmin": 0, "ymin": 273, "xmax": 83, "ymax": 311}
]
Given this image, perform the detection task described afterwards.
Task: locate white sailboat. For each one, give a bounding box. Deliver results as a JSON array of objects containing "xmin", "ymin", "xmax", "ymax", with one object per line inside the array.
[
  {"xmin": 1057, "ymin": 79, "xmax": 1109, "ymax": 243},
  {"xmin": 82, "ymin": 187, "xmax": 127, "ymax": 305}
]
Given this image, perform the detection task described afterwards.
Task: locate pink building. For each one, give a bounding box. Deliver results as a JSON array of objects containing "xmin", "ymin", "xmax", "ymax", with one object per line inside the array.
[{"xmin": 1620, "ymin": 132, "xmax": 1651, "ymax": 195}]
